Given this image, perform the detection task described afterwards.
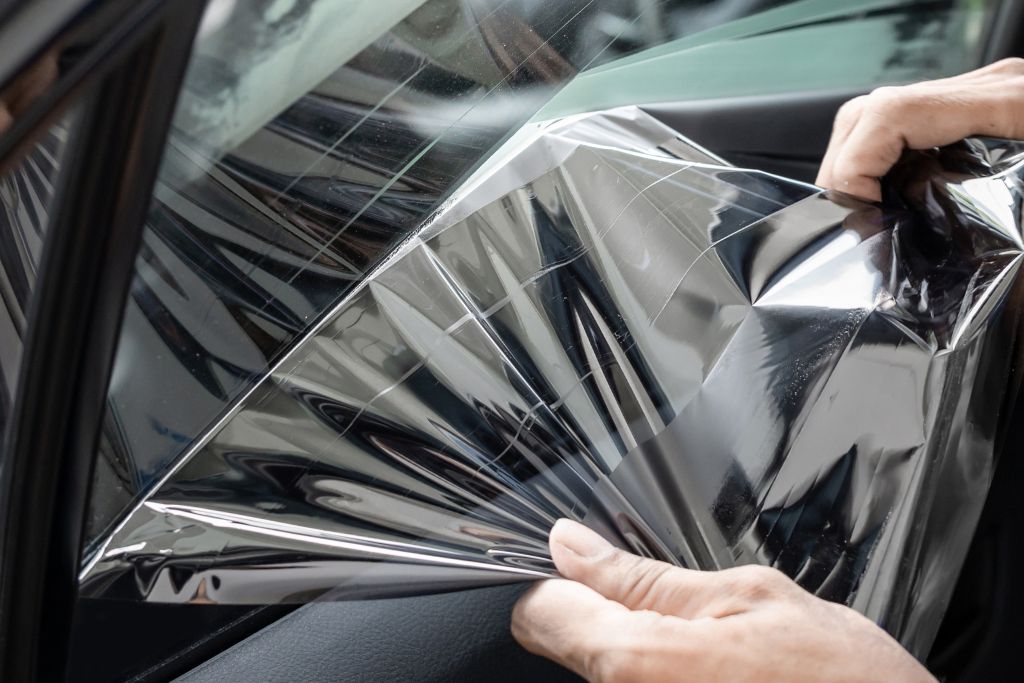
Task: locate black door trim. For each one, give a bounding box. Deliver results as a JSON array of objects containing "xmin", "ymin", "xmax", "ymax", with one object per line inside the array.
[{"xmin": 0, "ymin": 1, "xmax": 205, "ymax": 680}]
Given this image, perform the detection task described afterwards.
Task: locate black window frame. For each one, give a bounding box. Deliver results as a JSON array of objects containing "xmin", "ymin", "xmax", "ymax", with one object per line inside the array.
[{"xmin": 0, "ymin": 1, "xmax": 206, "ymax": 681}]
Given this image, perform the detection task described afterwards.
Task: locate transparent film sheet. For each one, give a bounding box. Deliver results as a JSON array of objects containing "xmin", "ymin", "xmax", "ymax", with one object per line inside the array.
[{"xmin": 81, "ymin": 107, "xmax": 1024, "ymax": 656}]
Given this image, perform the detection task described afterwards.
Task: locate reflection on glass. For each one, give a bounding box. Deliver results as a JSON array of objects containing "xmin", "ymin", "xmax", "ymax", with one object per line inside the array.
[
  {"xmin": 0, "ymin": 111, "xmax": 76, "ymax": 436},
  {"xmin": 89, "ymin": 0, "xmax": 1000, "ymax": 548},
  {"xmin": 82, "ymin": 107, "xmax": 1024, "ymax": 663}
]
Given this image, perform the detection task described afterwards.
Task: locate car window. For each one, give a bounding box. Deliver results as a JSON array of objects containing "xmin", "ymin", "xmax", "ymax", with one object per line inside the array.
[
  {"xmin": 540, "ymin": 0, "xmax": 1002, "ymax": 119},
  {"xmin": 85, "ymin": 0, "xmax": 1003, "ymax": 548},
  {"xmin": 70, "ymin": 0, "xmax": 1006, "ymax": 679},
  {"xmin": 0, "ymin": 110, "xmax": 78, "ymax": 439},
  {"xmin": 86, "ymin": 0, "xmax": 729, "ymax": 545}
]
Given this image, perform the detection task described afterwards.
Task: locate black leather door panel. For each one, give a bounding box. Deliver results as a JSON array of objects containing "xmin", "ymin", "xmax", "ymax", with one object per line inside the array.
[
  {"xmin": 643, "ymin": 89, "xmax": 864, "ymax": 182},
  {"xmin": 176, "ymin": 585, "xmax": 580, "ymax": 683}
]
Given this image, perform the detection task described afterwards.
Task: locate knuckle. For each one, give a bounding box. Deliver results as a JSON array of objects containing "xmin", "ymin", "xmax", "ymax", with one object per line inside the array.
[
  {"xmin": 610, "ymin": 554, "xmax": 673, "ymax": 608},
  {"xmin": 869, "ymin": 85, "xmax": 902, "ymax": 99},
  {"xmin": 727, "ymin": 565, "xmax": 793, "ymax": 600},
  {"xmin": 990, "ymin": 56, "xmax": 1024, "ymax": 74},
  {"xmin": 866, "ymin": 85, "xmax": 912, "ymax": 113},
  {"xmin": 988, "ymin": 85, "xmax": 1024, "ymax": 134},
  {"xmin": 836, "ymin": 96, "xmax": 866, "ymax": 122}
]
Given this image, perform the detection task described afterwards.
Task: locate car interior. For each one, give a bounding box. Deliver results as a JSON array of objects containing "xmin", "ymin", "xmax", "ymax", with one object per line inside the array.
[{"xmin": 0, "ymin": 1, "xmax": 1022, "ymax": 681}]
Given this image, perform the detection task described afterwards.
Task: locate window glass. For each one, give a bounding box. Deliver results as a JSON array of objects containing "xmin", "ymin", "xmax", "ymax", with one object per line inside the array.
[
  {"xmin": 541, "ymin": 0, "xmax": 1001, "ymax": 118},
  {"xmin": 0, "ymin": 111, "xmax": 77, "ymax": 438},
  {"xmin": 87, "ymin": 0, "xmax": 1002, "ymax": 546}
]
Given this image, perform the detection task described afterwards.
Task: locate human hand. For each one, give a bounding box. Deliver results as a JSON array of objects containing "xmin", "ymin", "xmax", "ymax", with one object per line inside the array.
[
  {"xmin": 512, "ymin": 519, "xmax": 936, "ymax": 682},
  {"xmin": 0, "ymin": 50, "xmax": 58, "ymax": 134},
  {"xmin": 816, "ymin": 57, "xmax": 1024, "ymax": 201}
]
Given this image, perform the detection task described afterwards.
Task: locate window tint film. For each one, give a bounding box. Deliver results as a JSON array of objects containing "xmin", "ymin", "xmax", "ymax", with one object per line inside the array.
[
  {"xmin": 87, "ymin": 0, "xmax": 1002, "ymax": 546},
  {"xmin": 88, "ymin": 0, "xmax": 696, "ymax": 546}
]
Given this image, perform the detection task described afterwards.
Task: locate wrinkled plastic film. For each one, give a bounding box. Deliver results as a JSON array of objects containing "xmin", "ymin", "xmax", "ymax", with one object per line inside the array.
[{"xmin": 81, "ymin": 107, "xmax": 1023, "ymax": 656}]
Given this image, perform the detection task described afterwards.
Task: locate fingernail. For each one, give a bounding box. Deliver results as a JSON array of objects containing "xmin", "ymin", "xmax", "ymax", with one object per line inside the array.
[{"xmin": 550, "ymin": 519, "xmax": 613, "ymax": 559}]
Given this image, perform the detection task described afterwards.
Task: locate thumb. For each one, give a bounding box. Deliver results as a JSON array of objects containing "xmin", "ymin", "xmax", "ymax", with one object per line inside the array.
[{"xmin": 549, "ymin": 519, "xmax": 728, "ymax": 618}]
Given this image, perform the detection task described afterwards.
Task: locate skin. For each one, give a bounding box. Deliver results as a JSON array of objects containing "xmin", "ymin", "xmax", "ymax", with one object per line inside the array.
[
  {"xmin": 817, "ymin": 57, "xmax": 1024, "ymax": 201},
  {"xmin": 512, "ymin": 520, "xmax": 936, "ymax": 682},
  {"xmin": 0, "ymin": 51, "xmax": 59, "ymax": 134},
  {"xmin": 513, "ymin": 61, "xmax": 1024, "ymax": 679}
]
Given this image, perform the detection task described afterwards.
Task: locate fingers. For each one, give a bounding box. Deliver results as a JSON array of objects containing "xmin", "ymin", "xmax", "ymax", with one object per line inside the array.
[
  {"xmin": 823, "ymin": 94, "xmax": 907, "ymax": 201},
  {"xmin": 548, "ymin": 519, "xmax": 733, "ymax": 618},
  {"xmin": 816, "ymin": 58, "xmax": 1024, "ymax": 201},
  {"xmin": 511, "ymin": 579, "xmax": 628, "ymax": 680},
  {"xmin": 549, "ymin": 520, "xmax": 811, "ymax": 621},
  {"xmin": 512, "ymin": 579, "xmax": 695, "ymax": 682},
  {"xmin": 828, "ymin": 86, "xmax": 1004, "ymax": 200},
  {"xmin": 815, "ymin": 96, "xmax": 865, "ymax": 194},
  {"xmin": 0, "ymin": 106, "xmax": 12, "ymax": 136},
  {"xmin": 520, "ymin": 523, "xmax": 936, "ymax": 683},
  {"xmin": 0, "ymin": 52, "xmax": 58, "ymax": 121}
]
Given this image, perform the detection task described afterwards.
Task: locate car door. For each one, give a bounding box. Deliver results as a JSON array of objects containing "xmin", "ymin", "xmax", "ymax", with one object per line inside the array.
[
  {"xmin": 0, "ymin": 1, "xmax": 1018, "ymax": 681},
  {"xmin": 0, "ymin": 1, "xmax": 206, "ymax": 681}
]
